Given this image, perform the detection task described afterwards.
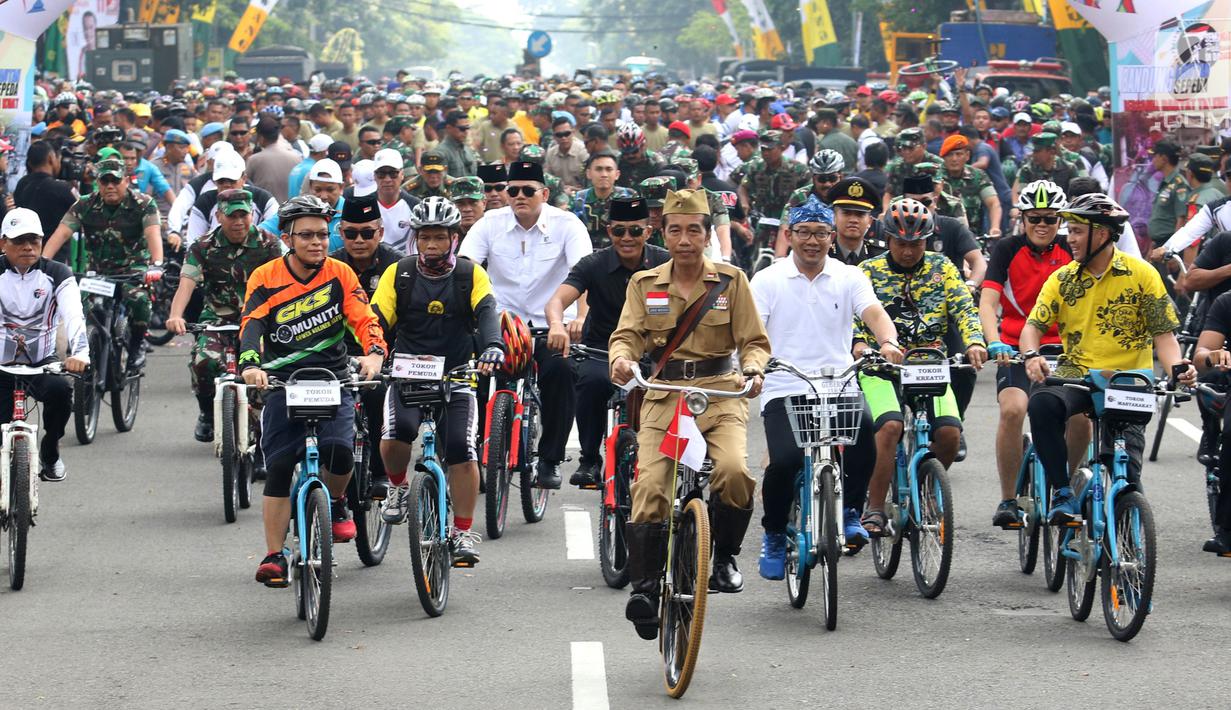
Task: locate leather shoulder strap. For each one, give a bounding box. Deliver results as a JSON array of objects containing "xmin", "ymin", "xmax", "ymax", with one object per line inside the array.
[{"xmin": 648, "ymin": 273, "xmax": 733, "ymax": 377}]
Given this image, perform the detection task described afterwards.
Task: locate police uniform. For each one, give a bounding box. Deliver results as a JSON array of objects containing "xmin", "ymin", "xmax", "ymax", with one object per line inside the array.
[
  {"xmin": 403, "ymin": 151, "xmax": 457, "ymax": 199},
  {"xmin": 826, "ymin": 177, "xmax": 887, "ymax": 265}
]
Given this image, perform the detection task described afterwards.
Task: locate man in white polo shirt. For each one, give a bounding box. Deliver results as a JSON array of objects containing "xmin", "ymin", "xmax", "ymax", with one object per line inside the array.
[
  {"xmin": 750, "ymin": 196, "xmax": 902, "ymax": 579},
  {"xmin": 368, "ymin": 148, "xmax": 419, "ymax": 254},
  {"xmin": 458, "ymin": 159, "xmax": 592, "ymax": 488}
]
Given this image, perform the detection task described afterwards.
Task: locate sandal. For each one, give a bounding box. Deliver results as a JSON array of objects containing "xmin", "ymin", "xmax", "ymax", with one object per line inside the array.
[{"xmin": 861, "ymin": 510, "xmax": 888, "ymax": 538}]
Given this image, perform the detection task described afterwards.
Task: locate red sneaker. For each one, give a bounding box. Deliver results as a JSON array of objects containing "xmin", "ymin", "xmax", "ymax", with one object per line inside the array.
[
  {"xmin": 255, "ymin": 552, "xmax": 289, "ymax": 587},
  {"xmin": 331, "ymin": 499, "xmax": 356, "ymax": 543}
]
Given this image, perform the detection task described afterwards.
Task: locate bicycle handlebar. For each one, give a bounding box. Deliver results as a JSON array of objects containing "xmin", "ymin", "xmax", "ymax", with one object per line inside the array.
[
  {"xmin": 628, "ymin": 367, "xmax": 754, "ymax": 398},
  {"xmin": 185, "ymin": 322, "xmax": 240, "ymax": 334}
]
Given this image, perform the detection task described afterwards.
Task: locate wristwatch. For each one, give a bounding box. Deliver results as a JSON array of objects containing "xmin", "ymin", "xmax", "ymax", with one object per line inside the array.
[
  {"xmin": 1021, "ymin": 350, "xmax": 1042, "ymax": 361},
  {"xmin": 367, "ymin": 344, "xmax": 387, "ymax": 357}
]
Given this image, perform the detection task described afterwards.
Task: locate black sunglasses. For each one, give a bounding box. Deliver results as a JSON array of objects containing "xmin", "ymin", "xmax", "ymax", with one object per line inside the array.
[
  {"xmin": 6, "ymin": 235, "xmax": 41, "ymax": 245},
  {"xmin": 362, "ymin": 139, "xmax": 382, "ymax": 146},
  {"xmin": 375, "ymin": 169, "xmax": 400, "ymax": 179},
  {"xmin": 343, "ymin": 227, "xmax": 379, "ymax": 241},
  {"xmin": 484, "ymin": 183, "xmax": 506, "ymax": 193},
  {"xmin": 98, "ymin": 175, "xmax": 123, "ymax": 185},
  {"xmin": 554, "ymin": 131, "xmax": 573, "ymax": 138},
  {"xmin": 1025, "ymin": 214, "xmax": 1060, "ymax": 225},
  {"xmin": 505, "ymin": 185, "xmax": 540, "ymax": 198},
  {"xmin": 610, "ymin": 225, "xmax": 646, "ymax": 237},
  {"xmin": 814, "ymin": 173, "xmax": 840, "ymax": 184},
  {"xmin": 455, "ymin": 125, "xmax": 471, "ymax": 131}
]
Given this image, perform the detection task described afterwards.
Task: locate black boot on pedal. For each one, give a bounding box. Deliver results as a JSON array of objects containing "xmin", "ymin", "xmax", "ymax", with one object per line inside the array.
[
  {"xmin": 126, "ymin": 330, "xmax": 147, "ymax": 375},
  {"xmin": 194, "ymin": 395, "xmax": 214, "ymax": 442},
  {"xmin": 569, "ymin": 458, "xmax": 601, "ymax": 489},
  {"xmin": 535, "ymin": 460, "xmax": 562, "ymax": 490},
  {"xmin": 708, "ymin": 500, "xmax": 753, "ymax": 593},
  {"xmin": 625, "ymin": 522, "xmax": 667, "ymax": 640}
]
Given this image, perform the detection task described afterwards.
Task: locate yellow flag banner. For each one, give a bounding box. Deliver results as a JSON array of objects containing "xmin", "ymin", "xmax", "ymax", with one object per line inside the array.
[
  {"xmin": 799, "ymin": 0, "xmax": 840, "ymax": 66},
  {"xmin": 1047, "ymin": 0, "xmax": 1092, "ymax": 31},
  {"xmin": 152, "ymin": 1, "xmax": 181, "ymax": 24},
  {"xmin": 192, "ymin": 0, "xmax": 218, "ymax": 24},
  {"xmin": 739, "ymin": 0, "xmax": 785, "ymax": 59},
  {"xmin": 228, "ymin": 0, "xmax": 281, "ymax": 54}
]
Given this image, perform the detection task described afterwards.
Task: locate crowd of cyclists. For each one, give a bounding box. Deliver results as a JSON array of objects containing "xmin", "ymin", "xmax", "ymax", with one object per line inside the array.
[{"xmin": 3, "ymin": 63, "xmax": 1231, "ymax": 646}]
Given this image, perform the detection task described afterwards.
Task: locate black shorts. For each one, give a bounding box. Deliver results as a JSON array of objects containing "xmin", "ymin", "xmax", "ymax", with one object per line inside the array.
[
  {"xmin": 996, "ymin": 362, "xmax": 1033, "ymax": 394},
  {"xmin": 260, "ymin": 389, "xmax": 355, "ymax": 467},
  {"xmin": 382, "ymin": 385, "xmax": 478, "ymax": 465}
]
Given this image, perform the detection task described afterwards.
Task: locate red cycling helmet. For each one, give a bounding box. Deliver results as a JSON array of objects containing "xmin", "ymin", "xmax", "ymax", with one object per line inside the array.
[{"xmin": 499, "ymin": 311, "xmax": 533, "ymax": 377}]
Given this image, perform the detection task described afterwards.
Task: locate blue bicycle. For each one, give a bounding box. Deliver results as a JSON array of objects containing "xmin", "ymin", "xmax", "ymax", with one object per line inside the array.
[
  {"xmin": 1046, "ymin": 371, "xmax": 1178, "ymax": 641},
  {"xmin": 764, "ymin": 356, "xmax": 867, "ymax": 630},
  {"xmin": 866, "ymin": 348, "xmax": 972, "ymax": 599},
  {"xmin": 390, "ymin": 361, "xmax": 479, "ymax": 617}
]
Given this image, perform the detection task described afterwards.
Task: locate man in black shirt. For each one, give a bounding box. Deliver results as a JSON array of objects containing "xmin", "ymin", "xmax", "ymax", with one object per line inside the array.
[
  {"xmin": 13, "ymin": 142, "xmax": 77, "ymax": 263},
  {"xmin": 545, "ymin": 197, "xmax": 670, "ymax": 487},
  {"xmin": 1178, "ymin": 230, "xmax": 1231, "ymax": 463},
  {"xmin": 695, "ymin": 145, "xmax": 748, "ymax": 256},
  {"xmin": 1194, "ymin": 291, "xmax": 1231, "ymax": 554}
]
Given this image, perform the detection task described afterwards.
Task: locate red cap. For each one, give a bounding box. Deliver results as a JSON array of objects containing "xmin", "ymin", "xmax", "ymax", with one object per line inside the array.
[
  {"xmin": 855, "ymin": 86, "xmax": 872, "ymax": 96},
  {"xmin": 771, "ymin": 113, "xmax": 797, "ymax": 131},
  {"xmin": 878, "ymin": 90, "xmax": 900, "ymax": 103},
  {"xmin": 939, "ymin": 134, "xmax": 971, "ymax": 157},
  {"xmin": 693, "ymin": 98, "xmax": 711, "ymax": 110},
  {"xmin": 715, "ymin": 94, "xmax": 737, "ymax": 106},
  {"xmin": 667, "ymin": 121, "xmax": 691, "ymax": 138}
]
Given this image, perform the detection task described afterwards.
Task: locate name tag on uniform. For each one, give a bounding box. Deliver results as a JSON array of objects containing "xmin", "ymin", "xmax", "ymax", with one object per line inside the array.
[
  {"xmin": 712, "ymin": 295, "xmax": 729, "ymax": 311},
  {"xmin": 646, "ymin": 291, "xmax": 669, "ymax": 315}
]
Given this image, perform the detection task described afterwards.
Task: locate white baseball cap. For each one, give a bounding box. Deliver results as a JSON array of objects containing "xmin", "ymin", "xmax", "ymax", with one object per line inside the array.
[
  {"xmin": 205, "ymin": 140, "xmax": 235, "ymax": 162},
  {"xmin": 308, "ymin": 133, "xmax": 333, "ymax": 153},
  {"xmin": 1, "ymin": 208, "xmax": 43, "ymax": 239},
  {"xmin": 1013, "ymin": 112, "xmax": 1032, "ymax": 124},
  {"xmin": 351, "ymin": 159, "xmax": 377, "ymax": 197},
  {"xmin": 373, "ymin": 148, "xmax": 404, "ymax": 171},
  {"xmin": 309, "ymin": 158, "xmax": 343, "ymax": 184},
  {"xmin": 1060, "ymin": 121, "xmax": 1081, "ymax": 136},
  {"xmin": 212, "ymin": 152, "xmax": 245, "ymax": 182}
]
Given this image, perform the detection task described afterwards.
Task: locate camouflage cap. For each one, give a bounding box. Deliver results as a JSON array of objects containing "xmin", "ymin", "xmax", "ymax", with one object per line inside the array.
[
  {"xmin": 95, "ymin": 158, "xmax": 125, "ymax": 179},
  {"xmin": 758, "ymin": 129, "xmax": 783, "ymax": 145},
  {"xmin": 1041, "ymin": 119, "xmax": 1062, "ymax": 135},
  {"xmin": 451, "ymin": 176, "xmax": 485, "ymax": 201},
  {"xmin": 639, "ymin": 176, "xmax": 676, "ymax": 207},
  {"xmin": 895, "ymin": 127, "xmax": 923, "ymax": 146},
  {"xmin": 670, "ymin": 156, "xmax": 699, "ymax": 179},
  {"xmin": 518, "ymin": 144, "xmax": 546, "ymax": 164},
  {"xmin": 217, "ymin": 188, "xmax": 254, "ymax": 215},
  {"xmin": 1031, "ymin": 132, "xmax": 1058, "ymax": 148},
  {"xmin": 387, "ymin": 115, "xmax": 414, "ymax": 132}
]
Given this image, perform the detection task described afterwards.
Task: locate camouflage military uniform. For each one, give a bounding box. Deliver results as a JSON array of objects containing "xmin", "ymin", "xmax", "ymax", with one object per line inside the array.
[
  {"xmin": 1014, "ymin": 158, "xmax": 1081, "ymax": 199},
  {"xmin": 383, "ymin": 137, "xmax": 416, "ymax": 166},
  {"xmin": 935, "ymin": 191, "xmax": 968, "ymax": 228},
  {"xmin": 741, "ymin": 156, "xmax": 809, "ymax": 245},
  {"xmin": 402, "ymin": 175, "xmax": 456, "ymax": 200},
  {"xmin": 570, "ymin": 186, "xmax": 637, "ymax": 248},
  {"xmin": 940, "ymin": 165, "xmax": 995, "ymax": 231},
  {"xmin": 884, "ymin": 153, "xmax": 943, "ymax": 198},
  {"xmin": 779, "ymin": 185, "xmax": 827, "ymax": 222},
  {"xmin": 657, "ymin": 141, "xmax": 692, "ymax": 164},
  {"xmin": 59, "ymin": 188, "xmax": 160, "ymax": 327},
  {"xmin": 616, "ymin": 150, "xmax": 667, "ymax": 190},
  {"xmin": 182, "ymin": 225, "xmax": 282, "ymax": 395}
]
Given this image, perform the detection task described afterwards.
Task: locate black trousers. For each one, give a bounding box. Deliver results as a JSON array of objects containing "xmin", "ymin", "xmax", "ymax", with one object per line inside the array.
[
  {"xmin": 760, "ymin": 396, "xmax": 875, "ymax": 533},
  {"xmin": 534, "ymin": 341, "xmax": 577, "ymax": 463},
  {"xmin": 1027, "ymin": 384, "xmax": 1145, "ymax": 489},
  {"xmin": 943, "ymin": 327, "xmax": 977, "ymax": 417},
  {"xmin": 574, "ymin": 356, "xmax": 614, "ymax": 464},
  {"xmin": 0, "ymin": 373, "xmax": 72, "ymax": 463},
  {"xmin": 360, "ymin": 382, "xmax": 387, "ymax": 480}
]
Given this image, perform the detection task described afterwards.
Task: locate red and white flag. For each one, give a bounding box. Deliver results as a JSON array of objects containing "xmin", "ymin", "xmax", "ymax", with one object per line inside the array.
[{"xmin": 659, "ymin": 395, "xmax": 707, "ymax": 471}]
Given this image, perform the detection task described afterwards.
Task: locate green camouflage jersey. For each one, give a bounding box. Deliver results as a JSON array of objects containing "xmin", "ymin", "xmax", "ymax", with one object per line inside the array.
[
  {"xmin": 884, "ymin": 153, "xmax": 942, "ymax": 198},
  {"xmin": 60, "ymin": 188, "xmax": 160, "ymax": 273},
  {"xmin": 940, "ymin": 165, "xmax": 995, "ymax": 231}
]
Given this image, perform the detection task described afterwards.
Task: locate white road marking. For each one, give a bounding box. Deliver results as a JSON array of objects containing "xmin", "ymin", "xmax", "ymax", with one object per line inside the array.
[
  {"xmin": 571, "ymin": 641, "xmax": 610, "ymax": 710},
  {"xmin": 1168, "ymin": 418, "xmax": 1203, "ymax": 444},
  {"xmin": 566, "ymin": 509, "xmax": 595, "ymax": 560}
]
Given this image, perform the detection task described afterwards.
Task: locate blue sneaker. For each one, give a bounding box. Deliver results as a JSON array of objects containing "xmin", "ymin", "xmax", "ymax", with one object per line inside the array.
[
  {"xmin": 1048, "ymin": 486, "xmax": 1081, "ymax": 526},
  {"xmin": 758, "ymin": 532, "xmax": 787, "ymax": 580},
  {"xmin": 844, "ymin": 508, "xmax": 869, "ymax": 551}
]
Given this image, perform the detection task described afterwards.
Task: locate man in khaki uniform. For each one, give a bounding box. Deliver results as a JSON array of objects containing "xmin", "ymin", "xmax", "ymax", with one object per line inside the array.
[{"xmin": 609, "ymin": 188, "xmax": 770, "ymax": 640}]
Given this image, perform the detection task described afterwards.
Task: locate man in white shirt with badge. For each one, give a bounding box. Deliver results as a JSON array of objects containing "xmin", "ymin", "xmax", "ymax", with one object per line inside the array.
[
  {"xmin": 750, "ymin": 196, "xmax": 902, "ymax": 579},
  {"xmin": 458, "ymin": 159, "xmax": 593, "ymax": 488}
]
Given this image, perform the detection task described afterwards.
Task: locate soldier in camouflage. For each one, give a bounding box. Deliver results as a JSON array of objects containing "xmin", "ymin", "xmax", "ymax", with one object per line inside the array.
[
  {"xmin": 402, "ymin": 150, "xmax": 456, "ymax": 199},
  {"xmin": 571, "ymin": 152, "xmax": 636, "ymax": 248},
  {"xmin": 1041, "ymin": 120, "xmax": 1087, "ymax": 177},
  {"xmin": 883, "ymin": 127, "xmax": 942, "ymax": 207},
  {"xmin": 638, "ymin": 175, "xmax": 675, "ymax": 247},
  {"xmin": 738, "ymin": 129, "xmax": 809, "ymax": 262},
  {"xmin": 778, "ymin": 149, "xmax": 845, "ymax": 254},
  {"xmin": 382, "ymin": 116, "xmax": 419, "ymax": 169},
  {"xmin": 670, "ymin": 155, "xmax": 732, "ymax": 260},
  {"xmin": 43, "ymin": 157, "xmax": 164, "ymax": 374},
  {"xmin": 165, "ymin": 189, "xmax": 281, "ymax": 441},
  {"xmin": 518, "ymin": 144, "xmax": 570, "ymax": 209},
  {"xmin": 1011, "ymin": 133, "xmax": 1080, "ymax": 212},
  {"xmin": 938, "ymin": 135, "xmax": 1001, "ymax": 236},
  {"xmin": 657, "ymin": 122, "xmax": 693, "ymax": 164},
  {"xmin": 904, "ymin": 163, "xmax": 969, "ymax": 228},
  {"xmin": 615, "ymin": 124, "xmax": 668, "ymax": 190}
]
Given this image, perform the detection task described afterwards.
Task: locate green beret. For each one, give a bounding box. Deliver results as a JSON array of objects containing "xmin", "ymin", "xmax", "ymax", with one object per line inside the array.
[{"xmin": 1031, "ymin": 132, "xmax": 1058, "ymax": 148}]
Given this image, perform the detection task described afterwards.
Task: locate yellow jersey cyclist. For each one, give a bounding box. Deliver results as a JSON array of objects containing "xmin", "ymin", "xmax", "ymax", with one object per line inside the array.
[
  {"xmin": 370, "ymin": 197, "xmax": 505, "ymax": 566},
  {"xmin": 239, "ymin": 195, "xmax": 387, "ymax": 587},
  {"xmin": 1021, "ymin": 193, "xmax": 1196, "ymax": 525},
  {"xmin": 853, "ymin": 198, "xmax": 988, "ymax": 536}
]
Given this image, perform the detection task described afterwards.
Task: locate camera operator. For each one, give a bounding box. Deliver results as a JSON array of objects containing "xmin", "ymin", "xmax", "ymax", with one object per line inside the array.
[{"xmin": 14, "ymin": 140, "xmax": 78, "ymax": 264}]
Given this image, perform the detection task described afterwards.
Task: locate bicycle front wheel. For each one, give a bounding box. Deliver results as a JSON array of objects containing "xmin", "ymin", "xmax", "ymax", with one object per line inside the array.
[
  {"xmin": 662, "ymin": 497, "xmax": 709, "ymax": 698},
  {"xmin": 818, "ymin": 465, "xmax": 839, "ymax": 630},
  {"xmin": 73, "ymin": 325, "xmax": 104, "ymax": 445},
  {"xmin": 520, "ymin": 399, "xmax": 549, "ymax": 523},
  {"xmin": 8, "ymin": 438, "xmax": 30, "ymax": 590},
  {"xmin": 483, "ymin": 392, "xmax": 513, "ymax": 539},
  {"xmin": 301, "ymin": 486, "xmax": 333, "ymax": 641},
  {"xmin": 1101, "ymin": 491, "xmax": 1156, "ymax": 641},
  {"xmin": 910, "ymin": 458, "xmax": 953, "ymax": 599},
  {"xmin": 1017, "ymin": 441, "xmax": 1040, "ymax": 574},
  {"xmin": 408, "ymin": 469, "xmax": 450, "ymax": 617}
]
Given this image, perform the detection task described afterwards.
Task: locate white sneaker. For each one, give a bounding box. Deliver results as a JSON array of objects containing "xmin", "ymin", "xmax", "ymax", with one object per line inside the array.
[
  {"xmin": 39, "ymin": 458, "xmax": 66, "ymax": 482},
  {"xmin": 381, "ymin": 485, "xmax": 410, "ymax": 524}
]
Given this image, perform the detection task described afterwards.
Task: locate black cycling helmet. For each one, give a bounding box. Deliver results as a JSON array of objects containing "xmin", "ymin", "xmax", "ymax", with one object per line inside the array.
[
  {"xmin": 882, "ymin": 198, "xmax": 934, "ymax": 241},
  {"xmin": 1059, "ymin": 192, "xmax": 1129, "ymax": 227},
  {"xmin": 278, "ymin": 194, "xmax": 337, "ymax": 232}
]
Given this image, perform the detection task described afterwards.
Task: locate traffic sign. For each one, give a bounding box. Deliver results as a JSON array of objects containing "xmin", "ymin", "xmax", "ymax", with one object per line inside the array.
[{"xmin": 527, "ymin": 31, "xmax": 552, "ymax": 59}]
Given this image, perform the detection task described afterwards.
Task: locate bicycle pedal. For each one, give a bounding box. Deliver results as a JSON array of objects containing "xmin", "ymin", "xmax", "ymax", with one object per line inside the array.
[
  {"xmin": 1063, "ymin": 520, "xmax": 1083, "ymax": 528},
  {"xmin": 578, "ymin": 483, "xmax": 600, "ymax": 491},
  {"xmin": 452, "ymin": 560, "xmax": 476, "ymax": 568},
  {"xmin": 262, "ymin": 578, "xmax": 289, "ymax": 589}
]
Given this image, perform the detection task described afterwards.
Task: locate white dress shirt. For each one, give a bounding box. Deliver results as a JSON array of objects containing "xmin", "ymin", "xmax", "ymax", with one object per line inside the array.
[
  {"xmin": 458, "ymin": 204, "xmax": 592, "ymax": 325},
  {"xmin": 750, "ymin": 254, "xmax": 879, "ymax": 411}
]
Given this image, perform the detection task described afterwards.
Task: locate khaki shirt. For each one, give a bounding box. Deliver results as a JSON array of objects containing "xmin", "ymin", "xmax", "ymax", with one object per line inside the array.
[{"xmin": 609, "ymin": 258, "xmax": 771, "ymax": 393}]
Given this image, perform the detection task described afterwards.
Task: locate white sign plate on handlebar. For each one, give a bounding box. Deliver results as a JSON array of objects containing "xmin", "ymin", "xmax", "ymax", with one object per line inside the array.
[
  {"xmin": 78, "ymin": 277, "xmax": 116, "ymax": 298},
  {"xmin": 285, "ymin": 383, "xmax": 342, "ymax": 407},
  {"xmin": 1104, "ymin": 388, "xmax": 1154, "ymax": 413},
  {"xmin": 900, "ymin": 364, "xmax": 950, "ymax": 385},
  {"xmin": 391, "ymin": 353, "xmax": 446, "ymax": 381}
]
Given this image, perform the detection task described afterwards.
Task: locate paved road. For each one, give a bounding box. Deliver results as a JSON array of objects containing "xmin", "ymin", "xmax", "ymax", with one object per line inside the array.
[{"xmin": 1, "ymin": 343, "xmax": 1226, "ymax": 708}]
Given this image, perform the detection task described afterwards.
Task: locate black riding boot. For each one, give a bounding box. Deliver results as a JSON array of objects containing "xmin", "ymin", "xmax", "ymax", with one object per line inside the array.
[
  {"xmin": 126, "ymin": 328, "xmax": 147, "ymax": 375},
  {"xmin": 709, "ymin": 500, "xmax": 753, "ymax": 593},
  {"xmin": 194, "ymin": 393, "xmax": 214, "ymax": 442},
  {"xmin": 625, "ymin": 522, "xmax": 668, "ymax": 640}
]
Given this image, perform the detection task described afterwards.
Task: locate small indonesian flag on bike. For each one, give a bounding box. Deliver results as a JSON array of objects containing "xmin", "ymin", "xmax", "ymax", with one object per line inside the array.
[{"xmin": 659, "ymin": 395, "xmax": 706, "ymax": 470}]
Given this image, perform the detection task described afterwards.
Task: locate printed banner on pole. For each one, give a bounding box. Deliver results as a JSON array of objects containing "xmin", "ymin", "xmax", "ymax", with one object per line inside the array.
[
  {"xmin": 711, "ymin": 0, "xmax": 743, "ymax": 58},
  {"xmin": 1047, "ymin": 0, "xmax": 1108, "ymax": 94},
  {"xmin": 739, "ymin": 0, "xmax": 784, "ymax": 59},
  {"xmin": 799, "ymin": 0, "xmax": 840, "ymax": 67},
  {"xmin": 0, "ymin": 32, "xmax": 38, "ymax": 191},
  {"xmin": 228, "ymin": 0, "xmax": 280, "ymax": 54},
  {"xmin": 1065, "ymin": 0, "xmax": 1207, "ymax": 42}
]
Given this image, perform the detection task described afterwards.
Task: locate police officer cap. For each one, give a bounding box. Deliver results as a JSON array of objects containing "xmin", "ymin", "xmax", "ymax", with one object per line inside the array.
[{"xmin": 826, "ymin": 177, "xmax": 880, "ymax": 212}]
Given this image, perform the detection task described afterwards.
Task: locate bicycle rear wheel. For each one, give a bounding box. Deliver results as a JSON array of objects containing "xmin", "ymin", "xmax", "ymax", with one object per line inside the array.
[
  {"xmin": 301, "ymin": 486, "xmax": 333, "ymax": 640},
  {"xmin": 910, "ymin": 458, "xmax": 953, "ymax": 599},
  {"xmin": 1101, "ymin": 491, "xmax": 1156, "ymax": 641},
  {"xmin": 110, "ymin": 345, "xmax": 140, "ymax": 432},
  {"xmin": 520, "ymin": 399, "xmax": 549, "ymax": 523},
  {"xmin": 8, "ymin": 438, "xmax": 30, "ymax": 591},
  {"xmin": 483, "ymin": 392, "xmax": 513, "ymax": 539},
  {"xmin": 871, "ymin": 482, "xmax": 903, "ymax": 580},
  {"xmin": 73, "ymin": 326, "xmax": 103, "ymax": 445},
  {"xmin": 1043, "ymin": 523, "xmax": 1064, "ymax": 592},
  {"xmin": 1065, "ymin": 514, "xmax": 1097, "ymax": 621},
  {"xmin": 221, "ymin": 388, "xmax": 239, "ymax": 523},
  {"xmin": 598, "ymin": 428, "xmax": 636, "ymax": 589},
  {"xmin": 1017, "ymin": 444, "xmax": 1040, "ymax": 575},
  {"xmin": 1148, "ymin": 393, "xmax": 1172, "ymax": 462},
  {"xmin": 662, "ymin": 497, "xmax": 709, "ymax": 699},
  {"xmin": 407, "ymin": 469, "xmax": 450, "ymax": 616}
]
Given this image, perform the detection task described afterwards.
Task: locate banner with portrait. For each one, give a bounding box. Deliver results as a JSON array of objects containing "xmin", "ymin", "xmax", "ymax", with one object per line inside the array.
[{"xmin": 65, "ymin": 0, "xmax": 120, "ymax": 81}]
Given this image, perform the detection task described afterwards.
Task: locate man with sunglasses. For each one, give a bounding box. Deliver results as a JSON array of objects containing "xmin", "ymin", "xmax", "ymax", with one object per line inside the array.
[
  {"xmin": 545, "ymin": 196, "xmax": 668, "ymax": 488},
  {"xmin": 477, "ymin": 163, "xmax": 509, "ymax": 211},
  {"xmin": 881, "ymin": 127, "xmax": 940, "ymax": 210},
  {"xmin": 356, "ymin": 126, "xmax": 383, "ymax": 162},
  {"xmin": 436, "ymin": 110, "xmax": 478, "ymax": 178},
  {"xmin": 571, "ymin": 151, "xmax": 637, "ymax": 249},
  {"xmin": 520, "ymin": 144, "xmax": 572, "ymax": 209},
  {"xmin": 356, "ymin": 148, "xmax": 420, "ymax": 254},
  {"xmin": 1010, "ymin": 133, "xmax": 1079, "ymax": 216},
  {"xmin": 775, "ymin": 149, "xmax": 845, "ymax": 256},
  {"xmin": 166, "ymin": 189, "xmax": 282, "ymax": 442},
  {"xmin": 738, "ymin": 129, "xmax": 809, "ymax": 269},
  {"xmin": 192, "ymin": 152, "xmax": 281, "ymax": 245},
  {"xmin": 459, "ymin": 160, "xmax": 592, "ymax": 490},
  {"xmin": 43, "ymin": 158, "xmax": 165, "ymax": 375},
  {"xmin": 451, "ymin": 177, "xmax": 487, "ymax": 239},
  {"xmin": 545, "ymin": 115, "xmax": 588, "ymax": 190}
]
